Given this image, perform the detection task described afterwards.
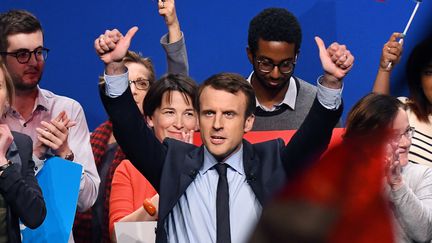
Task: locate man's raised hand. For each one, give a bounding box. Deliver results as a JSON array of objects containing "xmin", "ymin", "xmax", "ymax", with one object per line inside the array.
[{"xmin": 94, "ymin": 27, "xmax": 138, "ymax": 65}]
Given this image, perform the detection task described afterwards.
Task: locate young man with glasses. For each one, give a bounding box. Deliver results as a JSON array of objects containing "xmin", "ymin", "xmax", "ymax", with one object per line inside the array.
[
  {"xmin": 0, "ymin": 9, "xmax": 100, "ymax": 240},
  {"xmin": 247, "ymin": 8, "xmax": 350, "ymax": 130}
]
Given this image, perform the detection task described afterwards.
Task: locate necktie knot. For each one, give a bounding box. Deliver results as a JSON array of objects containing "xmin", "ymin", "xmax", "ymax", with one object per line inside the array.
[{"xmin": 215, "ymin": 163, "xmax": 227, "ymax": 176}]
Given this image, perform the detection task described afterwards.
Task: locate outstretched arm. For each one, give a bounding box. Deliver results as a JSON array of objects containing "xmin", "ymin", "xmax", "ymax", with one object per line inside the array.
[
  {"xmin": 372, "ymin": 32, "xmax": 404, "ymax": 94},
  {"xmin": 282, "ymin": 37, "xmax": 354, "ymax": 175},
  {"xmin": 159, "ymin": 0, "xmax": 189, "ymax": 75},
  {"xmin": 95, "ymin": 27, "xmax": 166, "ymax": 191}
]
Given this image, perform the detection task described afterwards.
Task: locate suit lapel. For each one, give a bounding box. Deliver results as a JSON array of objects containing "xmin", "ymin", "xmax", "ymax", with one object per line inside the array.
[
  {"xmin": 158, "ymin": 145, "xmax": 204, "ymax": 221},
  {"xmin": 242, "ymin": 140, "xmax": 264, "ymax": 205}
]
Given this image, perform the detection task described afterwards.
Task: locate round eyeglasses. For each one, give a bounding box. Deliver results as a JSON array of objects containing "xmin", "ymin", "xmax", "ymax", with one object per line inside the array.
[
  {"xmin": 128, "ymin": 78, "xmax": 150, "ymax": 90},
  {"xmin": 0, "ymin": 47, "xmax": 49, "ymax": 64},
  {"xmin": 392, "ymin": 126, "xmax": 415, "ymax": 142},
  {"xmin": 255, "ymin": 57, "xmax": 296, "ymax": 75}
]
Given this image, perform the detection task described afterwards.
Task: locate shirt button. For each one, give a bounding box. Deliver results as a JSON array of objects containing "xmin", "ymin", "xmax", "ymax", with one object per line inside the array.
[{"xmin": 34, "ymin": 166, "xmax": 38, "ymax": 171}]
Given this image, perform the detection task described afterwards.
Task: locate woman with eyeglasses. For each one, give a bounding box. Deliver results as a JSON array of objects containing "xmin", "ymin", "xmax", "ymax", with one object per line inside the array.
[
  {"xmin": 0, "ymin": 59, "xmax": 46, "ymax": 243},
  {"xmin": 344, "ymin": 93, "xmax": 432, "ymax": 242},
  {"xmin": 373, "ymin": 34, "xmax": 432, "ymax": 168}
]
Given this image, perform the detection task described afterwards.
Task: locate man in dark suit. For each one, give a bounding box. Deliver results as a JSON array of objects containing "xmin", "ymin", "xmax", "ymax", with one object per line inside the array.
[{"xmin": 95, "ymin": 26, "xmax": 353, "ymax": 243}]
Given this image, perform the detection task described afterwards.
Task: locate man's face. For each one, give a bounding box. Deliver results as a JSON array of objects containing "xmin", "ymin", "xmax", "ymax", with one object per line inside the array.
[
  {"xmin": 199, "ymin": 86, "xmax": 254, "ymax": 161},
  {"xmin": 248, "ymin": 39, "xmax": 297, "ymax": 91},
  {"xmin": 5, "ymin": 30, "xmax": 45, "ymax": 91}
]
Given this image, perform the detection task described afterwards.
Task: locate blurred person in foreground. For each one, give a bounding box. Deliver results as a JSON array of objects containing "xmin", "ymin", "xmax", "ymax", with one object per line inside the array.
[{"xmin": 250, "ymin": 93, "xmax": 432, "ymax": 243}]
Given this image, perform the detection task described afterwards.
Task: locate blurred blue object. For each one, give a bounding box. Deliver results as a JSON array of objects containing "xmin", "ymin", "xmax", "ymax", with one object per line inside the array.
[{"xmin": 21, "ymin": 157, "xmax": 82, "ymax": 243}]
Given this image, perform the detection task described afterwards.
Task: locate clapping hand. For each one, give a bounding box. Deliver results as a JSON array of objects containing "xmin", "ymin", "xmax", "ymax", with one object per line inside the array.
[{"xmin": 35, "ymin": 111, "xmax": 76, "ymax": 158}]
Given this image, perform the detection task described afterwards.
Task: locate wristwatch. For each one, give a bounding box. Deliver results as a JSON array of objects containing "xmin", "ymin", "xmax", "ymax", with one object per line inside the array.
[
  {"xmin": 0, "ymin": 160, "xmax": 12, "ymax": 172},
  {"xmin": 64, "ymin": 151, "xmax": 74, "ymax": 161}
]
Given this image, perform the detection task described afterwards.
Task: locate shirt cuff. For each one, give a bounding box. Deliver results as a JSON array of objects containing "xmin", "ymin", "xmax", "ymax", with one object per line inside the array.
[
  {"xmin": 316, "ymin": 75, "xmax": 343, "ymax": 110},
  {"xmin": 104, "ymin": 71, "xmax": 129, "ymax": 98}
]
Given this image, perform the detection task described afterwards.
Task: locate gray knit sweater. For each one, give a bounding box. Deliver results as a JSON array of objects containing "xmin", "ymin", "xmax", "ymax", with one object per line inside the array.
[{"xmin": 252, "ymin": 77, "xmax": 318, "ymax": 131}]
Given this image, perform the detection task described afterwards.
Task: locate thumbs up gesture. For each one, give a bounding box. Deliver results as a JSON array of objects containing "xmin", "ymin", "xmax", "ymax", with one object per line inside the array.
[
  {"xmin": 315, "ymin": 36, "xmax": 354, "ymax": 89},
  {"xmin": 94, "ymin": 27, "xmax": 139, "ymax": 65}
]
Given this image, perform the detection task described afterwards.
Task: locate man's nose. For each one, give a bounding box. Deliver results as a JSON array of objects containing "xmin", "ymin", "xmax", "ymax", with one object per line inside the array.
[{"xmin": 269, "ymin": 65, "xmax": 281, "ymax": 79}]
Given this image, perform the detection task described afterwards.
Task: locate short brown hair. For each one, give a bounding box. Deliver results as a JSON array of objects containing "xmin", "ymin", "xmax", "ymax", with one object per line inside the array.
[
  {"xmin": 0, "ymin": 9, "xmax": 43, "ymax": 52},
  {"xmin": 123, "ymin": 50, "xmax": 156, "ymax": 85},
  {"xmin": 0, "ymin": 57, "xmax": 15, "ymax": 105},
  {"xmin": 345, "ymin": 93, "xmax": 405, "ymax": 141},
  {"xmin": 198, "ymin": 73, "xmax": 256, "ymax": 117},
  {"xmin": 144, "ymin": 73, "xmax": 197, "ymax": 118}
]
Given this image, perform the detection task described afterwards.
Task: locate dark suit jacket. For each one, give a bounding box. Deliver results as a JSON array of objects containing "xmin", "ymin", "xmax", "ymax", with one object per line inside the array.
[
  {"xmin": 101, "ymin": 87, "xmax": 342, "ymax": 243},
  {"xmin": 0, "ymin": 132, "xmax": 46, "ymax": 243}
]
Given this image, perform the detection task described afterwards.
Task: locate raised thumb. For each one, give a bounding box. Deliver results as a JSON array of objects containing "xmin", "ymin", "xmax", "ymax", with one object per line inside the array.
[
  {"xmin": 314, "ymin": 36, "xmax": 327, "ymax": 58},
  {"xmin": 124, "ymin": 26, "xmax": 139, "ymax": 43}
]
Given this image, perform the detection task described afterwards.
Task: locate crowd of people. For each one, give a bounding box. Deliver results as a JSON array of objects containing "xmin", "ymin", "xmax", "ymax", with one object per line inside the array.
[{"xmin": 0, "ymin": 0, "xmax": 431, "ymax": 242}]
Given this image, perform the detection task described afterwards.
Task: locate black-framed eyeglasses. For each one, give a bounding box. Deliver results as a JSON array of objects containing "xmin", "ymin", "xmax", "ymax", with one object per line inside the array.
[
  {"xmin": 254, "ymin": 56, "xmax": 296, "ymax": 75},
  {"xmin": 128, "ymin": 78, "xmax": 150, "ymax": 90},
  {"xmin": 0, "ymin": 47, "xmax": 49, "ymax": 64},
  {"xmin": 392, "ymin": 126, "xmax": 415, "ymax": 142}
]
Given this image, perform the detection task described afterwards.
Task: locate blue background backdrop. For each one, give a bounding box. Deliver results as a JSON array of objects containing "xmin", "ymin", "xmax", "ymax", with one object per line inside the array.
[{"xmin": 2, "ymin": 0, "xmax": 432, "ymax": 130}]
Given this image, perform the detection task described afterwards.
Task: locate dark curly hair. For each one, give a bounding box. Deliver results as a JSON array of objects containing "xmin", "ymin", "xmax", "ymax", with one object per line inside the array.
[
  {"xmin": 406, "ymin": 36, "xmax": 432, "ymax": 123},
  {"xmin": 248, "ymin": 8, "xmax": 302, "ymax": 55}
]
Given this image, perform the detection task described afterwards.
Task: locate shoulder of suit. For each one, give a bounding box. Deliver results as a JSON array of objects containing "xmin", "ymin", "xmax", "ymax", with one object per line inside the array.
[
  {"xmin": 248, "ymin": 138, "xmax": 284, "ymax": 148},
  {"xmin": 163, "ymin": 137, "xmax": 197, "ymax": 150}
]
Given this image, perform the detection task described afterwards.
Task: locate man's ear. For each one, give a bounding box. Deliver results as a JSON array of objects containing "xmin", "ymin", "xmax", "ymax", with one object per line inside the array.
[
  {"xmin": 244, "ymin": 114, "xmax": 255, "ymax": 133},
  {"xmin": 247, "ymin": 46, "xmax": 254, "ymax": 64},
  {"xmin": 295, "ymin": 50, "xmax": 300, "ymax": 63},
  {"xmin": 146, "ymin": 116, "xmax": 154, "ymax": 128}
]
